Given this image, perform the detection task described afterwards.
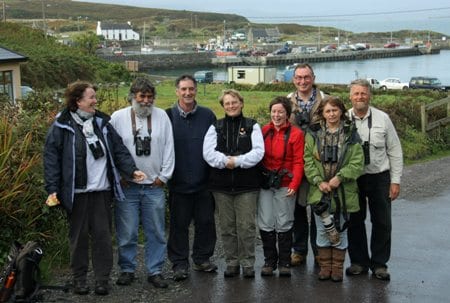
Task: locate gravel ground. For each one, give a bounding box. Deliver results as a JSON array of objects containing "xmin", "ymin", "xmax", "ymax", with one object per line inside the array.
[{"xmin": 39, "ymin": 156, "xmax": 450, "ymax": 303}]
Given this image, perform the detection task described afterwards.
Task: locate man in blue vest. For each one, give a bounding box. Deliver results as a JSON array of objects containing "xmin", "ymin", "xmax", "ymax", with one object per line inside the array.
[{"xmin": 166, "ymin": 75, "xmax": 217, "ymax": 281}]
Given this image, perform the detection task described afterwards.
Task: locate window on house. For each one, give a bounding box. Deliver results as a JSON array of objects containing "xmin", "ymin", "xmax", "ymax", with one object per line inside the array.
[
  {"xmin": 0, "ymin": 71, "xmax": 13, "ymax": 100},
  {"xmin": 237, "ymin": 70, "xmax": 246, "ymax": 79}
]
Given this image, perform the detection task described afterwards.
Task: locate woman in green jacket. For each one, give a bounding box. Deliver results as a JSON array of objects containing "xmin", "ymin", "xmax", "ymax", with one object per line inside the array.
[{"xmin": 303, "ymin": 96, "xmax": 364, "ymax": 282}]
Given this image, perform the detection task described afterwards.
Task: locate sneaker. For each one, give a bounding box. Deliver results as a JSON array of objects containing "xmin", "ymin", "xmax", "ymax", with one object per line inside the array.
[
  {"xmin": 290, "ymin": 252, "xmax": 305, "ymax": 266},
  {"xmin": 73, "ymin": 280, "xmax": 89, "ymax": 295},
  {"xmin": 373, "ymin": 267, "xmax": 390, "ymax": 281},
  {"xmin": 94, "ymin": 280, "xmax": 109, "ymax": 296},
  {"xmin": 224, "ymin": 265, "xmax": 240, "ymax": 278},
  {"xmin": 345, "ymin": 264, "xmax": 369, "ymax": 276},
  {"xmin": 242, "ymin": 267, "xmax": 255, "ymax": 279},
  {"xmin": 173, "ymin": 268, "xmax": 189, "ymax": 281},
  {"xmin": 192, "ymin": 261, "xmax": 218, "ymax": 272},
  {"xmin": 148, "ymin": 274, "xmax": 169, "ymax": 288},
  {"xmin": 116, "ymin": 272, "xmax": 135, "ymax": 286}
]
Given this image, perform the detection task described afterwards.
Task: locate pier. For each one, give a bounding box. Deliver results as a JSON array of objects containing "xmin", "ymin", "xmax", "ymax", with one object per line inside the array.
[
  {"xmin": 98, "ymin": 47, "xmax": 440, "ymax": 71},
  {"xmin": 212, "ymin": 47, "xmax": 440, "ymax": 68}
]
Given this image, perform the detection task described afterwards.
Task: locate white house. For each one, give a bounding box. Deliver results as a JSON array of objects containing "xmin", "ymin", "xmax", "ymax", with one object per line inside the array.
[
  {"xmin": 0, "ymin": 45, "xmax": 28, "ymax": 104},
  {"xmin": 96, "ymin": 21, "xmax": 139, "ymax": 41}
]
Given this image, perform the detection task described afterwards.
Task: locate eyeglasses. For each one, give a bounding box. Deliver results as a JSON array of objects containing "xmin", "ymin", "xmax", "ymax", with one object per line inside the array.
[{"xmin": 293, "ymin": 75, "xmax": 313, "ymax": 81}]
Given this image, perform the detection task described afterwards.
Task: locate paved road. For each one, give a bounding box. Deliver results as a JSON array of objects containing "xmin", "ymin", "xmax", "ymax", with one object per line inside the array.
[{"xmin": 168, "ymin": 189, "xmax": 450, "ymax": 303}]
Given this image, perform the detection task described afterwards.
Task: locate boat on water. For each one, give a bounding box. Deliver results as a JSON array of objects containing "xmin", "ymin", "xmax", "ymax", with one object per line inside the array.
[
  {"xmin": 216, "ymin": 49, "xmax": 237, "ymax": 57},
  {"xmin": 141, "ymin": 22, "xmax": 153, "ymax": 54},
  {"xmin": 141, "ymin": 45, "xmax": 153, "ymax": 53}
]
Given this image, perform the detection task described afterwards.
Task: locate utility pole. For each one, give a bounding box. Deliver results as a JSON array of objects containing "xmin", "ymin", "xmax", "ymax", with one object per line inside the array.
[
  {"xmin": 2, "ymin": 1, "xmax": 6, "ymax": 22},
  {"xmin": 41, "ymin": 0, "xmax": 47, "ymax": 38}
]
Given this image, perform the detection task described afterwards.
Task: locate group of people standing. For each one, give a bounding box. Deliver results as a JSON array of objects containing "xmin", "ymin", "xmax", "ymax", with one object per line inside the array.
[{"xmin": 43, "ymin": 63, "xmax": 403, "ymax": 296}]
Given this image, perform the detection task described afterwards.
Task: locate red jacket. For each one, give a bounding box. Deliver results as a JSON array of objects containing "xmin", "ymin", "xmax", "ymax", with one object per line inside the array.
[{"xmin": 262, "ymin": 121, "xmax": 304, "ymax": 190}]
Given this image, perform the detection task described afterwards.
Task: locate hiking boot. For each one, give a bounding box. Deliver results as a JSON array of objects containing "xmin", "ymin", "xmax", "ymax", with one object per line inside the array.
[
  {"xmin": 116, "ymin": 272, "xmax": 135, "ymax": 286},
  {"xmin": 94, "ymin": 280, "xmax": 109, "ymax": 296},
  {"xmin": 148, "ymin": 274, "xmax": 169, "ymax": 288},
  {"xmin": 278, "ymin": 265, "xmax": 291, "ymax": 277},
  {"xmin": 242, "ymin": 267, "xmax": 255, "ymax": 279},
  {"xmin": 373, "ymin": 267, "xmax": 391, "ymax": 281},
  {"xmin": 173, "ymin": 268, "xmax": 189, "ymax": 281},
  {"xmin": 290, "ymin": 252, "xmax": 305, "ymax": 266},
  {"xmin": 345, "ymin": 264, "xmax": 369, "ymax": 276},
  {"xmin": 261, "ymin": 264, "xmax": 275, "ymax": 277},
  {"xmin": 192, "ymin": 261, "xmax": 218, "ymax": 272},
  {"xmin": 73, "ymin": 280, "xmax": 89, "ymax": 295},
  {"xmin": 224, "ymin": 265, "xmax": 240, "ymax": 278}
]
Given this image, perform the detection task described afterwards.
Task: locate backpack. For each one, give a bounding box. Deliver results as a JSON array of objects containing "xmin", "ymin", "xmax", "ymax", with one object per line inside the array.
[{"xmin": 0, "ymin": 241, "xmax": 43, "ymax": 303}]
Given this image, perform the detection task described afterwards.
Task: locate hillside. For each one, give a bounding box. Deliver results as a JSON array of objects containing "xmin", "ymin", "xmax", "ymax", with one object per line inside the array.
[{"xmin": 1, "ymin": 0, "xmax": 445, "ymax": 44}]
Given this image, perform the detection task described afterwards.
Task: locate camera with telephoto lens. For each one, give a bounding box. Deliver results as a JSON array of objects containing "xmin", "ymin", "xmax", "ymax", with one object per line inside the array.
[
  {"xmin": 323, "ymin": 145, "xmax": 338, "ymax": 163},
  {"xmin": 135, "ymin": 136, "xmax": 151, "ymax": 156},
  {"xmin": 295, "ymin": 110, "xmax": 310, "ymax": 127},
  {"xmin": 88, "ymin": 141, "xmax": 105, "ymax": 159},
  {"xmin": 362, "ymin": 141, "xmax": 370, "ymax": 165},
  {"xmin": 313, "ymin": 194, "xmax": 341, "ymax": 246}
]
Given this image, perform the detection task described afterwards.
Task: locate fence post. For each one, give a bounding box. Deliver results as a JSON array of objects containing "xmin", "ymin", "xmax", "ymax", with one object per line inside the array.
[{"xmin": 420, "ymin": 104, "xmax": 427, "ymax": 133}]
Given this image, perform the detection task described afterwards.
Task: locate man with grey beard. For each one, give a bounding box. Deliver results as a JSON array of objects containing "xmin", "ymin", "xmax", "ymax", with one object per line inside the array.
[{"xmin": 110, "ymin": 77, "xmax": 175, "ymax": 289}]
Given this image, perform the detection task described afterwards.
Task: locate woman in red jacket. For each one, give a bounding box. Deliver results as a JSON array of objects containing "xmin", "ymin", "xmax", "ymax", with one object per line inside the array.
[{"xmin": 258, "ymin": 96, "xmax": 305, "ymax": 277}]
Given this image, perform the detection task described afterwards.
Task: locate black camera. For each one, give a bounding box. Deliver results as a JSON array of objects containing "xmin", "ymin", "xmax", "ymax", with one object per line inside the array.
[
  {"xmin": 295, "ymin": 111, "xmax": 310, "ymax": 127},
  {"xmin": 362, "ymin": 141, "xmax": 370, "ymax": 165},
  {"xmin": 323, "ymin": 145, "xmax": 338, "ymax": 163},
  {"xmin": 88, "ymin": 141, "xmax": 105, "ymax": 159},
  {"xmin": 135, "ymin": 136, "xmax": 151, "ymax": 156},
  {"xmin": 261, "ymin": 168, "xmax": 291, "ymax": 190}
]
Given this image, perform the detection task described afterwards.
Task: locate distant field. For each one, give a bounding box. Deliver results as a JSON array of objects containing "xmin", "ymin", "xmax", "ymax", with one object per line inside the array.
[{"xmin": 98, "ymin": 81, "xmax": 290, "ymax": 124}]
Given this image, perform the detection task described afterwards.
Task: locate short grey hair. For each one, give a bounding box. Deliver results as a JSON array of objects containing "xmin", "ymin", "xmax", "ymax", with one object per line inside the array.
[{"xmin": 350, "ymin": 79, "xmax": 372, "ymax": 93}]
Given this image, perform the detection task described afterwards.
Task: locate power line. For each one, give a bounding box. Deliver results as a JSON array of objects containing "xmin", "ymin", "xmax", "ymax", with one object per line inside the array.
[{"xmin": 247, "ymin": 7, "xmax": 450, "ymax": 20}]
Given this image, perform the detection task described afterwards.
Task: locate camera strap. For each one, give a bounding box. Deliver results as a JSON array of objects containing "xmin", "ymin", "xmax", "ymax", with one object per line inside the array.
[
  {"xmin": 131, "ymin": 109, "xmax": 152, "ymax": 142},
  {"xmin": 351, "ymin": 110, "xmax": 372, "ymax": 145},
  {"xmin": 263, "ymin": 125, "xmax": 291, "ymax": 170},
  {"xmin": 333, "ymin": 186, "xmax": 349, "ymax": 232}
]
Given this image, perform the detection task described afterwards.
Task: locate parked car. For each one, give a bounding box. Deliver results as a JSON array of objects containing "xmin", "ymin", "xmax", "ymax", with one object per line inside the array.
[
  {"xmin": 21, "ymin": 86, "xmax": 34, "ymax": 98},
  {"xmin": 194, "ymin": 70, "xmax": 213, "ymax": 84},
  {"xmin": 366, "ymin": 78, "xmax": 381, "ymax": 90},
  {"xmin": 409, "ymin": 76, "xmax": 450, "ymax": 91},
  {"xmin": 337, "ymin": 44, "xmax": 352, "ymax": 52},
  {"xmin": 272, "ymin": 47, "xmax": 289, "ymax": 55},
  {"xmin": 384, "ymin": 42, "xmax": 400, "ymax": 48},
  {"xmin": 379, "ymin": 77, "xmax": 409, "ymax": 90},
  {"xmin": 320, "ymin": 44, "xmax": 336, "ymax": 53},
  {"xmin": 251, "ymin": 50, "xmax": 268, "ymax": 57}
]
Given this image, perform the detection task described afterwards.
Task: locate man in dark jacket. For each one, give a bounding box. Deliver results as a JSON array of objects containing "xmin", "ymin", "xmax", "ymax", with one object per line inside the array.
[{"xmin": 166, "ymin": 75, "xmax": 217, "ymax": 281}]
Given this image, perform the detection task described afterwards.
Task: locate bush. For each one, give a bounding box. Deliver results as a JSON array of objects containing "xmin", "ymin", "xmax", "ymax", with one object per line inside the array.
[{"xmin": 0, "ymin": 100, "xmax": 69, "ymax": 274}]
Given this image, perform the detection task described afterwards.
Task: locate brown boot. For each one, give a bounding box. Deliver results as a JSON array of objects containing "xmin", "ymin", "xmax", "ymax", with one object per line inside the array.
[
  {"xmin": 331, "ymin": 248, "xmax": 346, "ymax": 282},
  {"xmin": 317, "ymin": 247, "xmax": 332, "ymax": 281}
]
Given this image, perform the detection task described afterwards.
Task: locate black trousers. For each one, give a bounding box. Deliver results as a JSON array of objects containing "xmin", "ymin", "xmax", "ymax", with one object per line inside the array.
[
  {"xmin": 69, "ymin": 191, "xmax": 113, "ymax": 282},
  {"xmin": 347, "ymin": 171, "xmax": 392, "ymax": 270},
  {"xmin": 167, "ymin": 190, "xmax": 216, "ymax": 269},
  {"xmin": 292, "ymin": 203, "xmax": 318, "ymax": 256}
]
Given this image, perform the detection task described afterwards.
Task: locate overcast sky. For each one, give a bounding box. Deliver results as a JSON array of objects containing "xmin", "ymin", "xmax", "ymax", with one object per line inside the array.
[{"xmin": 77, "ymin": 1, "xmax": 450, "ymax": 34}]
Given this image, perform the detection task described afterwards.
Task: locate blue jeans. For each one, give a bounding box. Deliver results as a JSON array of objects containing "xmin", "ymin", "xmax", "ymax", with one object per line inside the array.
[
  {"xmin": 115, "ymin": 183, "xmax": 166, "ymax": 275},
  {"xmin": 314, "ymin": 212, "xmax": 348, "ymax": 250}
]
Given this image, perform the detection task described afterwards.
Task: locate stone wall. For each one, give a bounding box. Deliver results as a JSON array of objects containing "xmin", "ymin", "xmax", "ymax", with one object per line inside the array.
[{"xmin": 99, "ymin": 52, "xmax": 215, "ymax": 71}]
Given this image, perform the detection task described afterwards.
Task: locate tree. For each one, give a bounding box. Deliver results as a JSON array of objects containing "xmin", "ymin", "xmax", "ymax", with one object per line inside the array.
[{"xmin": 73, "ymin": 31, "xmax": 100, "ymax": 55}]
